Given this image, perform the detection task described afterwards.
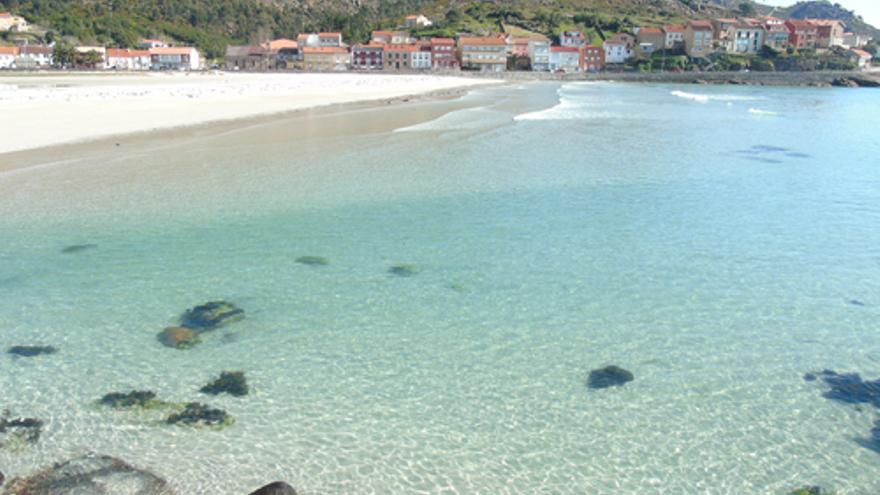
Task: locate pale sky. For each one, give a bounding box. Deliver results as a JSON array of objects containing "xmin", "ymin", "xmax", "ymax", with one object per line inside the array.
[{"xmin": 761, "ymin": 0, "xmax": 880, "ymax": 28}]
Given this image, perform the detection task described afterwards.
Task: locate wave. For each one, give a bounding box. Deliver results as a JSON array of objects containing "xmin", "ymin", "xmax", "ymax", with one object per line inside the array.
[
  {"xmin": 748, "ymin": 108, "xmax": 778, "ymax": 116},
  {"xmin": 393, "ymin": 106, "xmax": 509, "ymax": 132},
  {"xmin": 671, "ymin": 90, "xmax": 762, "ymax": 103}
]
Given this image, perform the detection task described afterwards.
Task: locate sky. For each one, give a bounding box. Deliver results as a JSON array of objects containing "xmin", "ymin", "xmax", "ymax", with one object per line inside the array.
[{"xmin": 760, "ymin": 0, "xmax": 880, "ymax": 27}]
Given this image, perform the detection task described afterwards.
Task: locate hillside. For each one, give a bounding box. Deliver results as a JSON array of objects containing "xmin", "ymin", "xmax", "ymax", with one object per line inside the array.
[
  {"xmin": 1, "ymin": 0, "xmax": 877, "ymax": 59},
  {"xmin": 768, "ymin": 1, "xmax": 880, "ymax": 38}
]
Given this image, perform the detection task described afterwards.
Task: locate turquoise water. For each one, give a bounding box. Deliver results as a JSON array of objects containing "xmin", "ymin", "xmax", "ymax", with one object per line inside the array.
[{"xmin": 1, "ymin": 82, "xmax": 880, "ymax": 494}]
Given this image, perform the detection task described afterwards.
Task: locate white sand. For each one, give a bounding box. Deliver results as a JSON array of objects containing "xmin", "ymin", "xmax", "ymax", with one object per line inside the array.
[{"xmin": 0, "ymin": 72, "xmax": 494, "ymax": 154}]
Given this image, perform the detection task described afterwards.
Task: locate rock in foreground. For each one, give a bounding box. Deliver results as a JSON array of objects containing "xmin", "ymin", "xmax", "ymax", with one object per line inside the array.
[
  {"xmin": 200, "ymin": 371, "xmax": 248, "ymax": 397},
  {"xmin": 157, "ymin": 327, "xmax": 201, "ymax": 350},
  {"xmin": 3, "ymin": 453, "xmax": 174, "ymax": 495},
  {"xmin": 0, "ymin": 412, "xmax": 43, "ymax": 449},
  {"xmin": 587, "ymin": 365, "xmax": 634, "ymax": 389},
  {"xmin": 248, "ymin": 481, "xmax": 297, "ymax": 495},
  {"xmin": 180, "ymin": 301, "xmax": 244, "ymax": 331}
]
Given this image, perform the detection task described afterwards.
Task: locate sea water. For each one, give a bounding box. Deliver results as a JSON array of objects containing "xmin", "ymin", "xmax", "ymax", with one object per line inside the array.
[{"xmin": 1, "ymin": 82, "xmax": 879, "ymax": 494}]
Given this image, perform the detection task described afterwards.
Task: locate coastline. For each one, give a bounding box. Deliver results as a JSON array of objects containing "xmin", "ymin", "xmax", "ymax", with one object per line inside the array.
[
  {"xmin": 459, "ymin": 68, "xmax": 880, "ymax": 87},
  {"xmin": 0, "ymin": 72, "xmax": 498, "ymax": 155}
]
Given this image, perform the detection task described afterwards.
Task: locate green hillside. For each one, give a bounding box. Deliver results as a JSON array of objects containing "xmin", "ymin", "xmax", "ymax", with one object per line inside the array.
[{"xmin": 1, "ymin": 0, "xmax": 877, "ymax": 59}]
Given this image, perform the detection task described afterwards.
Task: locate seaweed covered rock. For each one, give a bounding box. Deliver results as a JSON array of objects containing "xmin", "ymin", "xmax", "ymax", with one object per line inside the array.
[
  {"xmin": 587, "ymin": 365, "xmax": 634, "ymax": 389},
  {"xmin": 99, "ymin": 391, "xmax": 159, "ymax": 409},
  {"xmin": 295, "ymin": 256, "xmax": 330, "ymax": 267},
  {"xmin": 165, "ymin": 402, "xmax": 233, "ymax": 427},
  {"xmin": 200, "ymin": 371, "xmax": 248, "ymax": 397},
  {"xmin": 816, "ymin": 370, "xmax": 880, "ymax": 407},
  {"xmin": 9, "ymin": 345, "xmax": 57, "ymax": 357},
  {"xmin": 788, "ymin": 487, "xmax": 828, "ymax": 495},
  {"xmin": 0, "ymin": 411, "xmax": 44, "ymax": 449},
  {"xmin": 157, "ymin": 327, "xmax": 200, "ymax": 350},
  {"xmin": 248, "ymin": 481, "xmax": 298, "ymax": 495},
  {"xmin": 389, "ymin": 264, "xmax": 420, "ymax": 277},
  {"xmin": 3, "ymin": 453, "xmax": 174, "ymax": 495},
  {"xmin": 180, "ymin": 301, "xmax": 244, "ymax": 331}
]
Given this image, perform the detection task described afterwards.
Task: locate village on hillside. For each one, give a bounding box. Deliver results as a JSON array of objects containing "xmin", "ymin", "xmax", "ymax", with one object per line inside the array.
[{"xmin": 0, "ymin": 10, "xmax": 874, "ymax": 73}]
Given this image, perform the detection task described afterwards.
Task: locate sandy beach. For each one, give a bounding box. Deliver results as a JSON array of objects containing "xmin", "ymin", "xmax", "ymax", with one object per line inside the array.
[{"xmin": 0, "ymin": 72, "xmax": 496, "ymax": 154}]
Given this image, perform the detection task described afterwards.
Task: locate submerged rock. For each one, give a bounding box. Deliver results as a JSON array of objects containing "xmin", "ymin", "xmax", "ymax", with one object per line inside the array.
[
  {"xmin": 0, "ymin": 412, "xmax": 44, "ymax": 449},
  {"xmin": 99, "ymin": 391, "xmax": 159, "ymax": 409},
  {"xmin": 8, "ymin": 345, "xmax": 57, "ymax": 357},
  {"xmin": 817, "ymin": 370, "xmax": 880, "ymax": 407},
  {"xmin": 788, "ymin": 487, "xmax": 827, "ymax": 495},
  {"xmin": 61, "ymin": 244, "xmax": 98, "ymax": 254},
  {"xmin": 3, "ymin": 453, "xmax": 174, "ymax": 495},
  {"xmin": 180, "ymin": 301, "xmax": 244, "ymax": 331},
  {"xmin": 200, "ymin": 371, "xmax": 248, "ymax": 397},
  {"xmin": 157, "ymin": 327, "xmax": 200, "ymax": 350},
  {"xmin": 295, "ymin": 255, "xmax": 330, "ymax": 266},
  {"xmin": 248, "ymin": 481, "xmax": 298, "ymax": 495},
  {"xmin": 389, "ymin": 264, "xmax": 420, "ymax": 277},
  {"xmin": 165, "ymin": 402, "xmax": 233, "ymax": 427},
  {"xmin": 587, "ymin": 365, "xmax": 634, "ymax": 389},
  {"xmin": 849, "ymin": 299, "xmax": 866, "ymax": 307}
]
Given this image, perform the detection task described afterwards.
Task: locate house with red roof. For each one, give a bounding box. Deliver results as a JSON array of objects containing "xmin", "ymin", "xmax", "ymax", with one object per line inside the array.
[
  {"xmin": 786, "ymin": 20, "xmax": 819, "ymax": 50},
  {"xmin": 106, "ymin": 48, "xmax": 151, "ymax": 70},
  {"xmin": 549, "ymin": 45, "xmax": 581, "ymax": 72},
  {"xmin": 581, "ymin": 45, "xmax": 604, "ymax": 72},
  {"xmin": 685, "ymin": 20, "xmax": 715, "ymax": 57},
  {"xmin": 458, "ymin": 37, "xmax": 507, "ymax": 72},
  {"xmin": 636, "ymin": 27, "xmax": 665, "ymax": 53},
  {"xmin": 430, "ymin": 38, "xmax": 459, "ymax": 70},
  {"xmin": 850, "ymin": 48, "xmax": 873, "ymax": 68},
  {"xmin": 351, "ymin": 43, "xmax": 385, "ymax": 70},
  {"xmin": 663, "ymin": 25, "xmax": 685, "ymax": 49},
  {"xmin": 0, "ymin": 45, "xmax": 20, "ymax": 69}
]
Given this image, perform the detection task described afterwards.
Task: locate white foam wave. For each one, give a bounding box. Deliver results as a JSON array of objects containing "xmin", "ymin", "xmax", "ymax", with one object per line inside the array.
[
  {"xmin": 748, "ymin": 108, "xmax": 778, "ymax": 116},
  {"xmin": 671, "ymin": 90, "xmax": 762, "ymax": 103},
  {"xmin": 394, "ymin": 106, "xmax": 508, "ymax": 132}
]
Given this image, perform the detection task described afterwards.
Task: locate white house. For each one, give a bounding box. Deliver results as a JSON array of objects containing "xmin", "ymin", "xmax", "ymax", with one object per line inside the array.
[
  {"xmin": 663, "ymin": 25, "xmax": 685, "ymax": 49},
  {"xmin": 16, "ymin": 45, "xmax": 53, "ymax": 68},
  {"xmin": 0, "ymin": 12, "xmax": 28, "ymax": 32},
  {"xmin": 603, "ymin": 40, "xmax": 632, "ymax": 64},
  {"xmin": 106, "ymin": 48, "xmax": 151, "ymax": 70},
  {"xmin": 0, "ymin": 46, "xmax": 18, "ymax": 69},
  {"xmin": 403, "ymin": 14, "xmax": 432, "ymax": 28},
  {"xmin": 149, "ymin": 47, "xmax": 200, "ymax": 70},
  {"xmin": 850, "ymin": 48, "xmax": 873, "ymax": 69},
  {"xmin": 411, "ymin": 46, "xmax": 431, "ymax": 69},
  {"xmin": 549, "ymin": 46, "xmax": 581, "ymax": 72},
  {"xmin": 733, "ymin": 20, "xmax": 765, "ymax": 54}
]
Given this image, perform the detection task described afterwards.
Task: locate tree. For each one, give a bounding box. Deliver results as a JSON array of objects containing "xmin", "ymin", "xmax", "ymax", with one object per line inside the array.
[
  {"xmin": 52, "ymin": 41, "xmax": 75, "ymax": 68},
  {"xmin": 739, "ymin": 2, "xmax": 756, "ymax": 17}
]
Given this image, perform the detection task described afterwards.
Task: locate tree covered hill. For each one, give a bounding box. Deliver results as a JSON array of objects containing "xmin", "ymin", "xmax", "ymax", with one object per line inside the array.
[{"xmin": 1, "ymin": 0, "xmax": 877, "ymax": 59}]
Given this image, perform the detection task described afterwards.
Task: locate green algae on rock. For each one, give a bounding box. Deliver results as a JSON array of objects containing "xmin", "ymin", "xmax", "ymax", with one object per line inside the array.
[
  {"xmin": 157, "ymin": 327, "xmax": 201, "ymax": 350},
  {"xmin": 165, "ymin": 402, "xmax": 234, "ymax": 428},
  {"xmin": 0, "ymin": 412, "xmax": 44, "ymax": 450},
  {"xmin": 180, "ymin": 301, "xmax": 244, "ymax": 331},
  {"xmin": 99, "ymin": 391, "xmax": 167, "ymax": 410},
  {"xmin": 200, "ymin": 371, "xmax": 249, "ymax": 397}
]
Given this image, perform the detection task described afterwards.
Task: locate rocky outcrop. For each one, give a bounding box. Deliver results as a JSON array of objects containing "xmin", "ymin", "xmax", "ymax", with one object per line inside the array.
[
  {"xmin": 248, "ymin": 481, "xmax": 298, "ymax": 495},
  {"xmin": 587, "ymin": 365, "xmax": 634, "ymax": 389},
  {"xmin": 295, "ymin": 255, "xmax": 330, "ymax": 266},
  {"xmin": 3, "ymin": 454, "xmax": 174, "ymax": 495},
  {"xmin": 200, "ymin": 371, "xmax": 249, "ymax": 397},
  {"xmin": 61, "ymin": 244, "xmax": 98, "ymax": 254}
]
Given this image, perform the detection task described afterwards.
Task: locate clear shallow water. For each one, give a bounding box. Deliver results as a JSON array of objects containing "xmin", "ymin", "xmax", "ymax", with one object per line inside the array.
[{"xmin": 1, "ymin": 82, "xmax": 880, "ymax": 494}]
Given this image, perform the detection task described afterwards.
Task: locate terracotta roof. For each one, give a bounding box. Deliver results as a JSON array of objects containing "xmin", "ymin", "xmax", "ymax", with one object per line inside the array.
[
  {"xmin": 21, "ymin": 45, "xmax": 52, "ymax": 54},
  {"xmin": 353, "ymin": 43, "xmax": 385, "ymax": 49},
  {"xmin": 0, "ymin": 46, "xmax": 19, "ymax": 55},
  {"xmin": 372, "ymin": 31, "xmax": 394, "ymax": 37},
  {"xmin": 551, "ymin": 46, "xmax": 580, "ymax": 53},
  {"xmin": 431, "ymin": 38, "xmax": 455, "ymax": 45},
  {"xmin": 318, "ymin": 32, "xmax": 341, "ymax": 37},
  {"xmin": 715, "ymin": 18, "xmax": 738, "ymax": 24},
  {"xmin": 107, "ymin": 48, "xmax": 149, "ymax": 58},
  {"xmin": 303, "ymin": 46, "xmax": 348, "ymax": 54},
  {"xmin": 264, "ymin": 38, "xmax": 298, "ymax": 51},
  {"xmin": 663, "ymin": 25, "xmax": 685, "ymax": 33},
  {"xmin": 149, "ymin": 47, "xmax": 197, "ymax": 55},
  {"xmin": 458, "ymin": 37, "xmax": 506, "ymax": 46},
  {"xmin": 810, "ymin": 19, "xmax": 844, "ymax": 27},
  {"xmin": 689, "ymin": 20, "xmax": 714, "ymax": 30},
  {"xmin": 787, "ymin": 20, "xmax": 817, "ymax": 29},
  {"xmin": 851, "ymin": 49, "xmax": 872, "ymax": 58},
  {"xmin": 639, "ymin": 27, "xmax": 663, "ymax": 35},
  {"xmin": 386, "ymin": 44, "xmax": 419, "ymax": 52},
  {"xmin": 0, "ymin": 12, "xmax": 11, "ymax": 18}
]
